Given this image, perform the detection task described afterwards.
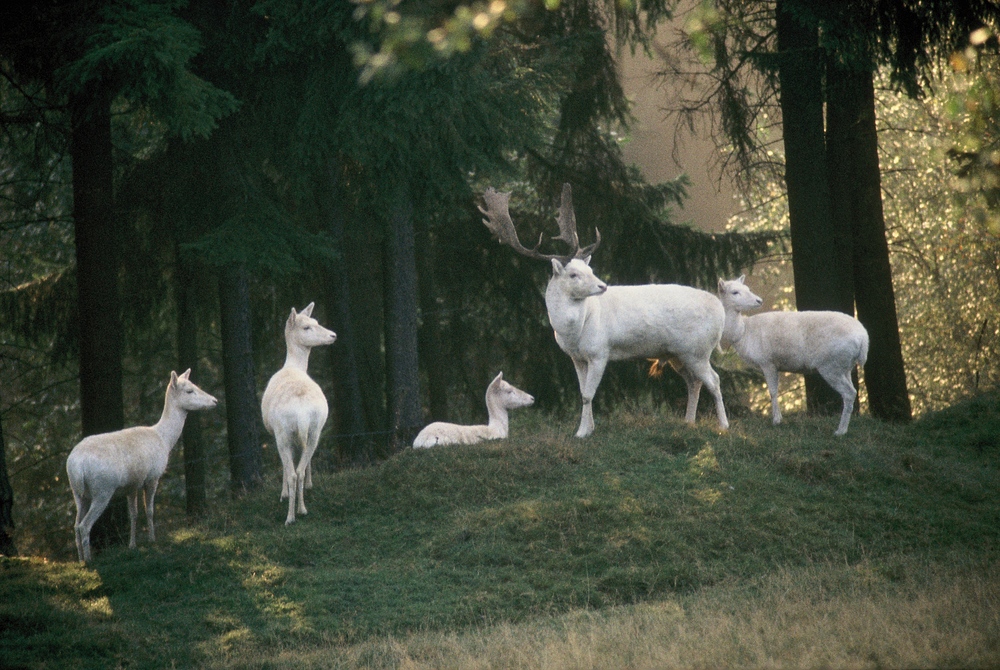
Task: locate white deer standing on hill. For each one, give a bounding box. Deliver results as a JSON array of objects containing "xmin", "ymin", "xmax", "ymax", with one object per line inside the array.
[
  {"xmin": 66, "ymin": 369, "xmax": 217, "ymax": 562},
  {"xmin": 717, "ymin": 276, "xmax": 869, "ymax": 435},
  {"xmin": 261, "ymin": 302, "xmax": 336, "ymax": 525},
  {"xmin": 480, "ymin": 184, "xmax": 729, "ymax": 437},
  {"xmin": 413, "ymin": 372, "xmax": 535, "ymax": 448}
]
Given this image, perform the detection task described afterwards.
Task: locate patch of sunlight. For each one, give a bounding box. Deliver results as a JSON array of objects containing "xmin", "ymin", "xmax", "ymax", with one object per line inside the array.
[
  {"xmin": 463, "ymin": 500, "xmax": 545, "ymax": 530},
  {"xmin": 689, "ymin": 445, "xmax": 719, "ymax": 476},
  {"xmin": 170, "ymin": 527, "xmax": 203, "ymax": 543},
  {"xmin": 82, "ymin": 595, "xmax": 113, "ymax": 616},
  {"xmin": 691, "ymin": 487, "xmax": 722, "ymax": 505}
]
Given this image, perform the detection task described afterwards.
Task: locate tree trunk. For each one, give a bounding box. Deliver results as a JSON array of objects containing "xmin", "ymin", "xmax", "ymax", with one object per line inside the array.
[
  {"xmin": 177, "ymin": 252, "xmax": 208, "ymax": 517},
  {"xmin": 348, "ymin": 224, "xmax": 388, "ymax": 450},
  {"xmin": 0, "ymin": 394, "xmax": 17, "ymax": 557},
  {"xmin": 219, "ymin": 264, "xmax": 263, "ymax": 491},
  {"xmin": 383, "ymin": 188, "xmax": 423, "ymax": 451},
  {"xmin": 416, "ymin": 221, "xmax": 449, "ymax": 422},
  {"xmin": 70, "ymin": 83, "xmax": 129, "ymax": 551},
  {"xmin": 320, "ymin": 163, "xmax": 372, "ymax": 465},
  {"xmin": 776, "ymin": 0, "xmax": 852, "ymax": 413},
  {"xmin": 827, "ymin": 65, "xmax": 912, "ymax": 423}
]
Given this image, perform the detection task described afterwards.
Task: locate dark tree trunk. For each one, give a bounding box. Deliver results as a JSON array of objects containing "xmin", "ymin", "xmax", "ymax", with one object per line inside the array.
[
  {"xmin": 177, "ymin": 253, "xmax": 208, "ymax": 517},
  {"xmin": 416, "ymin": 222, "xmax": 449, "ymax": 422},
  {"xmin": 348, "ymin": 225, "xmax": 387, "ymax": 449},
  {"xmin": 0, "ymin": 394, "xmax": 17, "ymax": 557},
  {"xmin": 383, "ymin": 188, "xmax": 423, "ymax": 451},
  {"xmin": 70, "ymin": 83, "xmax": 129, "ymax": 552},
  {"xmin": 776, "ymin": 1, "xmax": 852, "ymax": 413},
  {"xmin": 219, "ymin": 264, "xmax": 263, "ymax": 491},
  {"xmin": 827, "ymin": 65, "xmax": 912, "ymax": 423},
  {"xmin": 320, "ymin": 163, "xmax": 372, "ymax": 465}
]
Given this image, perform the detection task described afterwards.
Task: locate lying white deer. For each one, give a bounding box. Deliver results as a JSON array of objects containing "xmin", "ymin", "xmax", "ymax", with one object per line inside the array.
[
  {"xmin": 261, "ymin": 302, "xmax": 336, "ymax": 525},
  {"xmin": 718, "ymin": 276, "xmax": 869, "ymax": 435},
  {"xmin": 66, "ymin": 369, "xmax": 217, "ymax": 562},
  {"xmin": 413, "ymin": 372, "xmax": 534, "ymax": 448},
  {"xmin": 480, "ymin": 185, "xmax": 729, "ymax": 437}
]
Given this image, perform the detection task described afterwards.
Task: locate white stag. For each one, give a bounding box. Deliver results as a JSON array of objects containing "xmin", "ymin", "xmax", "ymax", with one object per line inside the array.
[{"xmin": 480, "ymin": 184, "xmax": 729, "ymax": 437}]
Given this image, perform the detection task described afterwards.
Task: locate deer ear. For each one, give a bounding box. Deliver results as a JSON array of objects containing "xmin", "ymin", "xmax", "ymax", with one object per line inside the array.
[
  {"xmin": 718, "ymin": 278, "xmax": 726, "ymax": 292},
  {"xmin": 287, "ymin": 307, "xmax": 298, "ymax": 326},
  {"xmin": 738, "ymin": 274, "xmax": 746, "ymax": 284},
  {"xmin": 170, "ymin": 370, "xmax": 179, "ymax": 386},
  {"xmin": 180, "ymin": 368, "xmax": 192, "ymax": 381},
  {"xmin": 302, "ymin": 302, "xmax": 315, "ymax": 317},
  {"xmin": 582, "ymin": 255, "xmax": 592, "ymax": 266},
  {"xmin": 489, "ymin": 371, "xmax": 503, "ymax": 389},
  {"xmin": 551, "ymin": 259, "xmax": 564, "ymax": 275}
]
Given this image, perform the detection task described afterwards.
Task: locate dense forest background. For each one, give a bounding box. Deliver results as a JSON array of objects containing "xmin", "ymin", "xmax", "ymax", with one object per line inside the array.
[{"xmin": 1, "ymin": 0, "xmax": 998, "ymax": 559}]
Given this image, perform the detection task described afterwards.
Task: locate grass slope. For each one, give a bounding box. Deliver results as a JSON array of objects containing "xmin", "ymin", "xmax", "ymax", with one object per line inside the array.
[{"xmin": 2, "ymin": 396, "xmax": 999, "ymax": 668}]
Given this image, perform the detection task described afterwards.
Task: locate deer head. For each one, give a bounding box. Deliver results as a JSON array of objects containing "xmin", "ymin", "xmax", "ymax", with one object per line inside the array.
[{"xmin": 479, "ymin": 183, "xmax": 601, "ymax": 265}]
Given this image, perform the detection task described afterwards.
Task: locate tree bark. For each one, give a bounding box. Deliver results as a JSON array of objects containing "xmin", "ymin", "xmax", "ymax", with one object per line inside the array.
[
  {"xmin": 219, "ymin": 264, "xmax": 263, "ymax": 491},
  {"xmin": 416, "ymin": 221, "xmax": 449, "ymax": 422},
  {"xmin": 776, "ymin": 0, "xmax": 852, "ymax": 413},
  {"xmin": 177, "ymin": 252, "xmax": 208, "ymax": 517},
  {"xmin": 0, "ymin": 393, "xmax": 17, "ymax": 557},
  {"xmin": 320, "ymin": 163, "xmax": 372, "ymax": 465},
  {"xmin": 70, "ymin": 83, "xmax": 129, "ymax": 551},
  {"xmin": 383, "ymin": 188, "xmax": 423, "ymax": 451},
  {"xmin": 826, "ymin": 65, "xmax": 912, "ymax": 423}
]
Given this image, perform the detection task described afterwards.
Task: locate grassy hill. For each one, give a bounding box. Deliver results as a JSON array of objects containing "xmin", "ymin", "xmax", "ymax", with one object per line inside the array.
[{"xmin": 3, "ymin": 397, "xmax": 999, "ymax": 668}]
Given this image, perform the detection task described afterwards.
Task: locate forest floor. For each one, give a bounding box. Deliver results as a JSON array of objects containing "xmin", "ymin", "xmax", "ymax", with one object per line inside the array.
[{"xmin": 3, "ymin": 394, "xmax": 999, "ymax": 669}]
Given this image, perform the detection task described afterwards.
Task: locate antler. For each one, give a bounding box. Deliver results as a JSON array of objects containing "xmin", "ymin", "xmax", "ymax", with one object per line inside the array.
[
  {"xmin": 554, "ymin": 183, "xmax": 601, "ymax": 259},
  {"xmin": 479, "ymin": 184, "xmax": 601, "ymax": 263}
]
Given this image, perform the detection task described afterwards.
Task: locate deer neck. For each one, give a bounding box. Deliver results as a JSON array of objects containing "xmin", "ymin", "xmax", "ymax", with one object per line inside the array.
[
  {"xmin": 284, "ymin": 340, "xmax": 312, "ymax": 372},
  {"xmin": 485, "ymin": 393, "xmax": 509, "ymax": 439},
  {"xmin": 721, "ymin": 307, "xmax": 747, "ymax": 349},
  {"xmin": 154, "ymin": 394, "xmax": 189, "ymax": 451},
  {"xmin": 545, "ymin": 280, "xmax": 592, "ymax": 348}
]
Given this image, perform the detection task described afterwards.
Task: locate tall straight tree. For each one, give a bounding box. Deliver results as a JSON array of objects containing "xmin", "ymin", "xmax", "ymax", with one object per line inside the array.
[
  {"xmin": 775, "ymin": 0, "xmax": 855, "ymax": 412},
  {"xmin": 219, "ymin": 263, "xmax": 262, "ymax": 491},
  {"xmin": 0, "ymin": 392, "xmax": 16, "ymax": 557},
  {"xmin": 826, "ymin": 62, "xmax": 912, "ymax": 422},
  {"xmin": 69, "ymin": 81, "xmax": 129, "ymax": 549},
  {"xmin": 383, "ymin": 187, "xmax": 422, "ymax": 451},
  {"xmin": 176, "ymin": 251, "xmax": 209, "ymax": 515}
]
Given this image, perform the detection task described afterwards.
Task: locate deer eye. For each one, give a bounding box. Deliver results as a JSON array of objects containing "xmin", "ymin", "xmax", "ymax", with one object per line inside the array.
[
  {"xmin": 303, "ymin": 325, "xmax": 311, "ymax": 330},
  {"xmin": 186, "ymin": 389, "xmax": 195, "ymax": 394}
]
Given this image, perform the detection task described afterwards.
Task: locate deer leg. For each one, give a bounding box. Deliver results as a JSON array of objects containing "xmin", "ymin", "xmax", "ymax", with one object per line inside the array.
[
  {"xmin": 143, "ymin": 479, "xmax": 159, "ymax": 543},
  {"xmin": 73, "ymin": 493, "xmax": 91, "ymax": 562},
  {"xmin": 76, "ymin": 490, "xmax": 114, "ymax": 563},
  {"xmin": 576, "ymin": 356, "xmax": 608, "ymax": 438},
  {"xmin": 758, "ymin": 364, "xmax": 781, "ymax": 424},
  {"xmin": 819, "ymin": 366, "xmax": 857, "ymax": 436},
  {"xmin": 296, "ymin": 424, "xmax": 321, "ymax": 517},
  {"xmin": 126, "ymin": 489, "xmax": 139, "ymax": 549},
  {"xmin": 684, "ymin": 357, "xmax": 729, "ymax": 430},
  {"xmin": 275, "ymin": 432, "xmax": 298, "ymax": 525}
]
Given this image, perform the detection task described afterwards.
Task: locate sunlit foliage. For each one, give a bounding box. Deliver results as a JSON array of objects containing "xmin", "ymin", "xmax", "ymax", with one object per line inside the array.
[{"xmin": 727, "ymin": 68, "xmax": 1000, "ymax": 416}]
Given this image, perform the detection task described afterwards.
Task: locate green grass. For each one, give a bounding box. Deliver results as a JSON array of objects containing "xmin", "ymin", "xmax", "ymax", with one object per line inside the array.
[{"xmin": 3, "ymin": 395, "xmax": 999, "ymax": 668}]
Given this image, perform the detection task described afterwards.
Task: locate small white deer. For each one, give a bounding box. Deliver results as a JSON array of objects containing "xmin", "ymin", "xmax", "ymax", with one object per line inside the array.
[
  {"xmin": 261, "ymin": 302, "xmax": 336, "ymax": 525},
  {"xmin": 718, "ymin": 276, "xmax": 870, "ymax": 435},
  {"xmin": 66, "ymin": 369, "xmax": 217, "ymax": 562},
  {"xmin": 413, "ymin": 372, "xmax": 535, "ymax": 448},
  {"xmin": 480, "ymin": 185, "xmax": 729, "ymax": 437}
]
